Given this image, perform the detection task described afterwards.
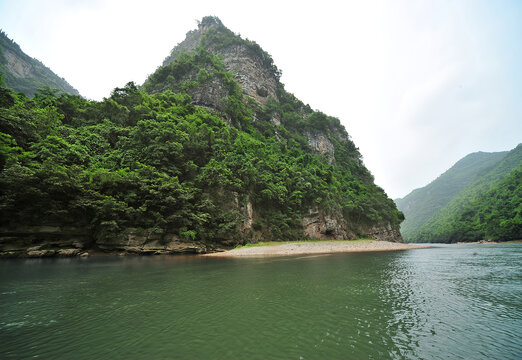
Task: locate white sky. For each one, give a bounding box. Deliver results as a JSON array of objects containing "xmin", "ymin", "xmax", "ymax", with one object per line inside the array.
[{"xmin": 1, "ymin": 0, "xmax": 521, "ymax": 198}]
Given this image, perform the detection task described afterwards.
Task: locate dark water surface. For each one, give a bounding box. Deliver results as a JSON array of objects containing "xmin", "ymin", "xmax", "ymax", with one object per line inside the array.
[{"xmin": 1, "ymin": 244, "xmax": 521, "ymax": 359}]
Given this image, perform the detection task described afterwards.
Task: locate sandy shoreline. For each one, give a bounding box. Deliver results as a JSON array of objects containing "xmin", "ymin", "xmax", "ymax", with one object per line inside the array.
[{"xmin": 204, "ymin": 240, "xmax": 430, "ymax": 257}]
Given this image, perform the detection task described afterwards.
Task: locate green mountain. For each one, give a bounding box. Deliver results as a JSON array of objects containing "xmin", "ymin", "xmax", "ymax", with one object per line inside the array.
[
  {"xmin": 428, "ymin": 166, "xmax": 522, "ymax": 242},
  {"xmin": 397, "ymin": 144, "xmax": 521, "ymax": 243},
  {"xmin": 0, "ymin": 16, "xmax": 403, "ymax": 257},
  {"xmin": 396, "ymin": 151, "xmax": 508, "ymax": 241},
  {"xmin": 0, "ymin": 30, "xmax": 79, "ymax": 97}
]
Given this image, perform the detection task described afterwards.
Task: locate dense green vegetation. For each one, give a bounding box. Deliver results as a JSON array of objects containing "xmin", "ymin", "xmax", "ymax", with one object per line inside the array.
[
  {"xmin": 0, "ymin": 17, "xmax": 403, "ymax": 249},
  {"xmin": 0, "ymin": 79, "xmax": 402, "ymax": 247},
  {"xmin": 395, "ymin": 151, "xmax": 508, "ymax": 241},
  {"xmin": 403, "ymin": 145, "xmax": 521, "ymax": 243},
  {"xmin": 0, "ymin": 31, "xmax": 79, "ymax": 97},
  {"xmin": 415, "ymin": 166, "xmax": 521, "ymax": 243}
]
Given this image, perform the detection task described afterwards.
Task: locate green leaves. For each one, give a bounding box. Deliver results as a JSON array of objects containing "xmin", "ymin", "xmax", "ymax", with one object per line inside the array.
[
  {"xmin": 0, "ymin": 58, "xmax": 403, "ymax": 246},
  {"xmin": 31, "ymin": 135, "xmax": 89, "ymax": 166}
]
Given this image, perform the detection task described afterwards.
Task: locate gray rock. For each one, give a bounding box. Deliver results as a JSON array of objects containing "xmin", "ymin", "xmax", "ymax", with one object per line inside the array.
[{"xmin": 305, "ymin": 131, "xmax": 336, "ymax": 165}]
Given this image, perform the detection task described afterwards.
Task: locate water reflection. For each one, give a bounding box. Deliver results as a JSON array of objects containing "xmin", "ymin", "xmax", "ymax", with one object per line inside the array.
[{"xmin": 1, "ymin": 245, "xmax": 521, "ymax": 359}]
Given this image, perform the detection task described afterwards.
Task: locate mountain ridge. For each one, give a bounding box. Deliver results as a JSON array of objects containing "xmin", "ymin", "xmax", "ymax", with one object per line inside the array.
[
  {"xmin": 395, "ymin": 150, "xmax": 509, "ymax": 241},
  {"xmin": 396, "ymin": 144, "xmax": 521, "ymax": 242},
  {"xmin": 0, "ymin": 30, "xmax": 79, "ymax": 97}
]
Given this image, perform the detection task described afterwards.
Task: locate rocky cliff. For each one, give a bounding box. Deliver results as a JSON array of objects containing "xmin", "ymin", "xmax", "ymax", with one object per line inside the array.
[
  {"xmin": 161, "ymin": 19, "xmax": 279, "ymax": 107},
  {"xmin": 0, "ymin": 226, "xmax": 209, "ymax": 257}
]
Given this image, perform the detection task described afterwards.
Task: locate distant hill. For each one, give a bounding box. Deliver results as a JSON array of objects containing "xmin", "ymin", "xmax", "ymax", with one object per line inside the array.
[
  {"xmin": 0, "ymin": 31, "xmax": 79, "ymax": 97},
  {"xmin": 428, "ymin": 165, "xmax": 521, "ymax": 242},
  {"xmin": 395, "ymin": 151, "xmax": 508, "ymax": 241},
  {"xmin": 396, "ymin": 144, "xmax": 522, "ymax": 242}
]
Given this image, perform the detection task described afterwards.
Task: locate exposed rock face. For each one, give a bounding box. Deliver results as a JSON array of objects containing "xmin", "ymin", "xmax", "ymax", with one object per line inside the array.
[
  {"xmin": 96, "ymin": 229, "xmax": 207, "ymax": 255},
  {"xmin": 305, "ymin": 131, "xmax": 336, "ymax": 165},
  {"xmin": 0, "ymin": 226, "xmax": 89, "ymax": 257},
  {"xmin": 4, "ymin": 49, "xmax": 33, "ymax": 78},
  {"xmin": 0, "ymin": 32, "xmax": 80, "ymax": 96},
  {"xmin": 240, "ymin": 201, "xmax": 254, "ymax": 232},
  {"xmin": 217, "ymin": 44, "xmax": 278, "ymax": 106},
  {"xmin": 190, "ymin": 76, "xmax": 229, "ymax": 111},
  {"xmin": 270, "ymin": 114, "xmax": 281, "ymax": 126},
  {"xmin": 162, "ymin": 20, "xmax": 278, "ymax": 107},
  {"xmin": 301, "ymin": 208, "xmax": 350, "ymax": 239},
  {"xmin": 0, "ymin": 226, "xmax": 208, "ymax": 257},
  {"xmin": 361, "ymin": 223, "xmax": 403, "ymax": 243},
  {"xmin": 0, "ymin": 218, "xmax": 401, "ymax": 257},
  {"xmin": 300, "ymin": 208, "xmax": 403, "ymax": 242}
]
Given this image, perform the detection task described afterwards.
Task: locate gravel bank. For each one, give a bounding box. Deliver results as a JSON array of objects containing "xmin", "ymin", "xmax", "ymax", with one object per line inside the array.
[{"xmin": 204, "ymin": 240, "xmax": 429, "ymax": 257}]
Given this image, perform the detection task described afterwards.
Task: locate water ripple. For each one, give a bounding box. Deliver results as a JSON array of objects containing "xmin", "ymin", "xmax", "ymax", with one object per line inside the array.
[{"xmin": 0, "ymin": 245, "xmax": 521, "ymax": 359}]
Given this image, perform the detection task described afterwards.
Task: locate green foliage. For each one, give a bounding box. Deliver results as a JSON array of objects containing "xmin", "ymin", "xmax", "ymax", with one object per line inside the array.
[
  {"xmin": 0, "ymin": 86, "xmax": 14, "ymax": 108},
  {"xmin": 0, "ymin": 30, "xmax": 403, "ymax": 247},
  {"xmin": 415, "ymin": 166, "xmax": 521, "ymax": 243},
  {"xmin": 396, "ymin": 151, "xmax": 509, "ymax": 241},
  {"xmin": 144, "ymin": 48, "xmax": 226, "ymax": 94},
  {"xmin": 409, "ymin": 145, "xmax": 522, "ymax": 243}
]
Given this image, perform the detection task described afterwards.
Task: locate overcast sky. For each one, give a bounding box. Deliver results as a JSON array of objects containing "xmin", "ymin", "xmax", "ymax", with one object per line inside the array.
[{"xmin": 1, "ymin": 0, "xmax": 521, "ymax": 198}]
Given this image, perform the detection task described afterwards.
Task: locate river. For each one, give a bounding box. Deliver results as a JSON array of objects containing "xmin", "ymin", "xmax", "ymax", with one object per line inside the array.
[{"xmin": 1, "ymin": 244, "xmax": 521, "ymax": 359}]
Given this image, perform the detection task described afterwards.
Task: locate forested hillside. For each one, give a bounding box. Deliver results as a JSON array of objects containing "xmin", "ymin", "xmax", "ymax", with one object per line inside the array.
[
  {"xmin": 395, "ymin": 151, "xmax": 508, "ymax": 241},
  {"xmin": 0, "ymin": 17, "xmax": 403, "ymax": 257},
  {"xmin": 419, "ymin": 167, "xmax": 521, "ymax": 242},
  {"xmin": 398, "ymin": 144, "xmax": 521, "ymax": 243},
  {"xmin": 0, "ymin": 31, "xmax": 79, "ymax": 97}
]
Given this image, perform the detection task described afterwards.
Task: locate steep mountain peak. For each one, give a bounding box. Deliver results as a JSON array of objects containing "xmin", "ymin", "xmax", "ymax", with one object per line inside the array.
[
  {"xmin": 149, "ymin": 16, "xmax": 280, "ymax": 107},
  {"xmin": 161, "ymin": 16, "xmax": 225, "ymax": 67},
  {"xmin": 197, "ymin": 15, "xmax": 225, "ymax": 34},
  {"xmin": 141, "ymin": 17, "xmax": 404, "ymax": 243}
]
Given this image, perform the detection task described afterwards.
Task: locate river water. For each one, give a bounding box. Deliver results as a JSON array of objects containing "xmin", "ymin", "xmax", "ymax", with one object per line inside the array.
[{"xmin": 1, "ymin": 244, "xmax": 521, "ymax": 359}]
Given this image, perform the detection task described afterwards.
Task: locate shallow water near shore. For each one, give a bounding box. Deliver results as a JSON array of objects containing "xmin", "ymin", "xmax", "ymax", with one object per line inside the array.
[{"xmin": 1, "ymin": 244, "xmax": 521, "ymax": 359}]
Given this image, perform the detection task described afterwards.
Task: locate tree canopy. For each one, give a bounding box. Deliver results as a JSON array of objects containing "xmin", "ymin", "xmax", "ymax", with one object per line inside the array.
[{"xmin": 0, "ymin": 74, "xmax": 402, "ymax": 247}]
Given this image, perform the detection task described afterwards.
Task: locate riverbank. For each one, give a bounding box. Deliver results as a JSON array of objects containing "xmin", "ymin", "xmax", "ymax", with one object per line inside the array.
[
  {"xmin": 455, "ymin": 240, "xmax": 522, "ymax": 244},
  {"xmin": 0, "ymin": 239, "xmax": 429, "ymax": 258},
  {"xmin": 204, "ymin": 240, "xmax": 429, "ymax": 257}
]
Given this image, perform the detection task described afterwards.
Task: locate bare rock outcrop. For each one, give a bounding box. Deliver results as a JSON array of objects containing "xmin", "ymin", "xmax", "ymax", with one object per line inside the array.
[
  {"xmin": 0, "ymin": 226, "xmax": 209, "ymax": 257},
  {"xmin": 162, "ymin": 19, "xmax": 279, "ymax": 107},
  {"xmin": 96, "ymin": 229, "xmax": 207, "ymax": 254},
  {"xmin": 299, "ymin": 208, "xmax": 402, "ymax": 243},
  {"xmin": 218, "ymin": 44, "xmax": 278, "ymax": 106},
  {"xmin": 360, "ymin": 223, "xmax": 403, "ymax": 242},
  {"xmin": 0, "ymin": 226, "xmax": 90, "ymax": 257},
  {"xmin": 305, "ymin": 131, "xmax": 336, "ymax": 165},
  {"xmin": 301, "ymin": 208, "xmax": 350, "ymax": 239},
  {"xmin": 190, "ymin": 76, "xmax": 230, "ymax": 111},
  {"xmin": 4, "ymin": 49, "xmax": 33, "ymax": 78}
]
